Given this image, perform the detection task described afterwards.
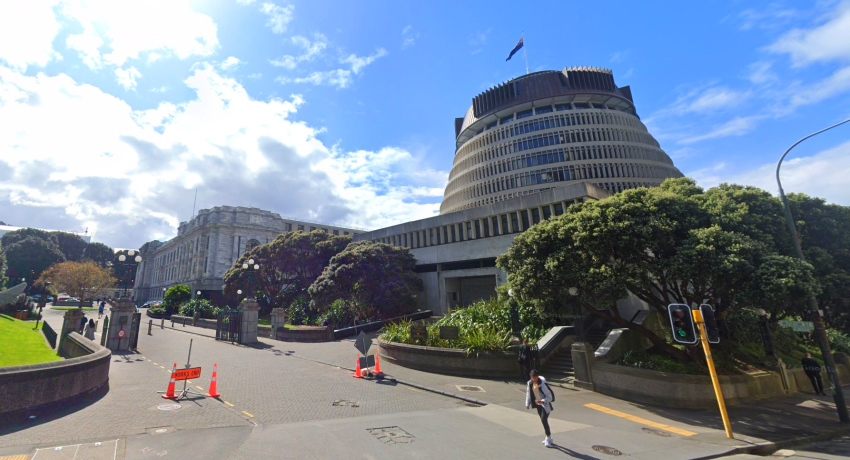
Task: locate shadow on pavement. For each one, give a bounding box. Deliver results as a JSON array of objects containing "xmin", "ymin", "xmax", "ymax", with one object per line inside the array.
[
  {"xmin": 550, "ymin": 444, "xmax": 601, "ymax": 459},
  {"xmin": 0, "ymin": 383, "xmax": 109, "ymax": 436}
]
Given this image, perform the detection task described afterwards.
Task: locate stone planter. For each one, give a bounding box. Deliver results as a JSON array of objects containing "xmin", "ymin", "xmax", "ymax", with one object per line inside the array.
[
  {"xmin": 275, "ymin": 326, "xmax": 334, "ymax": 343},
  {"xmin": 378, "ymin": 339, "xmax": 519, "ymax": 378}
]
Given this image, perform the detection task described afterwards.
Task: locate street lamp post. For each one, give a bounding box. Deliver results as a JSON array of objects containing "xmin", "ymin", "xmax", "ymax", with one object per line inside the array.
[
  {"xmin": 242, "ymin": 259, "xmax": 260, "ymax": 300},
  {"xmin": 776, "ymin": 117, "xmax": 850, "ymax": 423},
  {"xmin": 755, "ymin": 309, "xmax": 775, "ymax": 357},
  {"xmin": 34, "ymin": 280, "xmax": 51, "ymax": 330},
  {"xmin": 118, "ymin": 250, "xmax": 142, "ymax": 299}
]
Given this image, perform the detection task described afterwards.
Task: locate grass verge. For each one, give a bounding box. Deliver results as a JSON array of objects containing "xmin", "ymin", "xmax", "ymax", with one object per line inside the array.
[{"xmin": 0, "ymin": 314, "xmax": 61, "ymax": 367}]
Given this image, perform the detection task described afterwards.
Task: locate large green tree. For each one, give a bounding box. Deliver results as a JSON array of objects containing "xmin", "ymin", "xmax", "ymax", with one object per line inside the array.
[
  {"xmin": 52, "ymin": 231, "xmax": 89, "ymax": 261},
  {"xmin": 3, "ymin": 237, "xmax": 66, "ymax": 281},
  {"xmin": 0, "ymin": 228, "xmax": 58, "ymax": 248},
  {"xmin": 223, "ymin": 230, "xmax": 351, "ymax": 311},
  {"xmin": 497, "ymin": 178, "xmax": 820, "ymax": 362},
  {"xmin": 164, "ymin": 284, "xmax": 192, "ymax": 314},
  {"xmin": 85, "ymin": 242, "xmax": 115, "ymax": 268},
  {"xmin": 308, "ymin": 241, "xmax": 423, "ymax": 320}
]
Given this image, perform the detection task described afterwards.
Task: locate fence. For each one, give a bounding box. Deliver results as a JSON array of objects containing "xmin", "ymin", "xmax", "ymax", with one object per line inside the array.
[{"xmin": 41, "ymin": 321, "xmax": 58, "ymax": 349}]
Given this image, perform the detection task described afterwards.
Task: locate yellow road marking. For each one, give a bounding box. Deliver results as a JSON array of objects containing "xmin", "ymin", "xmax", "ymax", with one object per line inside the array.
[
  {"xmin": 223, "ymin": 401, "xmax": 235, "ymax": 407},
  {"xmin": 583, "ymin": 403, "xmax": 697, "ymax": 436},
  {"xmin": 407, "ymin": 387, "xmax": 422, "ymax": 392},
  {"xmin": 153, "ymin": 362, "xmax": 158, "ymax": 366},
  {"xmin": 241, "ymin": 411, "xmax": 255, "ymax": 418},
  {"xmin": 159, "ymin": 366, "xmax": 165, "ymax": 369},
  {"xmin": 0, "ymin": 455, "xmax": 30, "ymax": 460},
  {"xmin": 196, "ymin": 386, "xmax": 204, "ymax": 391},
  {"xmin": 187, "ymin": 380, "xmax": 193, "ymax": 383}
]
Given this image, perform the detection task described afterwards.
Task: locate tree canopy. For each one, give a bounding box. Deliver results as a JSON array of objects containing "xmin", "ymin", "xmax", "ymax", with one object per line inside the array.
[
  {"xmin": 164, "ymin": 284, "xmax": 192, "ymax": 314},
  {"xmin": 3, "ymin": 237, "xmax": 66, "ymax": 282},
  {"xmin": 223, "ymin": 230, "xmax": 351, "ymax": 311},
  {"xmin": 308, "ymin": 241, "xmax": 423, "ymax": 320},
  {"xmin": 497, "ymin": 178, "xmax": 824, "ymax": 361},
  {"xmin": 39, "ymin": 261, "xmax": 116, "ymax": 305},
  {"xmin": 54, "ymin": 232, "xmax": 89, "ymax": 261},
  {"xmin": 85, "ymin": 242, "xmax": 115, "ymax": 268}
]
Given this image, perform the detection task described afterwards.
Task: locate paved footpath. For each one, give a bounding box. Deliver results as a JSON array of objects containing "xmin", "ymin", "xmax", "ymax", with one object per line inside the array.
[{"xmin": 2, "ymin": 322, "xmax": 850, "ymax": 459}]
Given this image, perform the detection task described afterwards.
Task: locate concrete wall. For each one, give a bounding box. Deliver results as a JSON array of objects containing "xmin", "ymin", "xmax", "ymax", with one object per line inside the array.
[
  {"xmin": 378, "ymin": 339, "xmax": 519, "ymax": 378},
  {"xmin": 0, "ymin": 333, "xmax": 111, "ymax": 418},
  {"xmin": 275, "ymin": 326, "xmax": 333, "ymax": 342},
  {"xmin": 591, "ymin": 361, "xmax": 850, "ymax": 410}
]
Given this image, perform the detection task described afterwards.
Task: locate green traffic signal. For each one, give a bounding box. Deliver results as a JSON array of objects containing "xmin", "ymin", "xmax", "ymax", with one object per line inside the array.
[{"xmin": 668, "ymin": 304, "xmax": 698, "ymax": 345}]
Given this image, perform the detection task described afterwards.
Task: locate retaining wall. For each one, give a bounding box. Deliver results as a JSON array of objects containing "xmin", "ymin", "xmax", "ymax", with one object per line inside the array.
[
  {"xmin": 378, "ymin": 339, "xmax": 518, "ymax": 378},
  {"xmin": 275, "ymin": 326, "xmax": 334, "ymax": 342},
  {"xmin": 0, "ymin": 332, "xmax": 111, "ymax": 418}
]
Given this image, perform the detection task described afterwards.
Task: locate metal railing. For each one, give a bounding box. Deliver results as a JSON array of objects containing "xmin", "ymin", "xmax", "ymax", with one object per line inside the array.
[{"xmin": 41, "ymin": 321, "xmax": 57, "ymax": 349}]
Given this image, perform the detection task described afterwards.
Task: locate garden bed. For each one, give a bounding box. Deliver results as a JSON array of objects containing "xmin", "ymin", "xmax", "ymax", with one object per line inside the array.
[
  {"xmin": 275, "ymin": 325, "xmax": 333, "ymax": 342},
  {"xmin": 378, "ymin": 339, "xmax": 519, "ymax": 378}
]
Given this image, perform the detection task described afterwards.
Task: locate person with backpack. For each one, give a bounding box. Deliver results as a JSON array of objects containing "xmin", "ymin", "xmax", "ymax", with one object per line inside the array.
[
  {"xmin": 525, "ymin": 369, "xmax": 556, "ymax": 447},
  {"xmin": 518, "ymin": 338, "xmax": 532, "ymax": 381}
]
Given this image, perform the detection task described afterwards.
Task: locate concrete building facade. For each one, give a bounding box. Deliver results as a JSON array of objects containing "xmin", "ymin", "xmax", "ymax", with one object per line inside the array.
[
  {"xmin": 443, "ymin": 67, "xmax": 682, "ymax": 213},
  {"xmin": 133, "ymin": 206, "xmax": 363, "ymax": 304}
]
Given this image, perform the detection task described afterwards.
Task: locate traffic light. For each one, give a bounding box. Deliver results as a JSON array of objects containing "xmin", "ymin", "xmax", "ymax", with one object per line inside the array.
[
  {"xmin": 700, "ymin": 304, "xmax": 720, "ymax": 344},
  {"xmin": 667, "ymin": 304, "xmax": 697, "ymax": 345}
]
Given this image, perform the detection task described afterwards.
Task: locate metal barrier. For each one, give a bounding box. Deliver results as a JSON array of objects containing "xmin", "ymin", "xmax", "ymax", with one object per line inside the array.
[{"xmin": 41, "ymin": 321, "xmax": 58, "ymax": 349}]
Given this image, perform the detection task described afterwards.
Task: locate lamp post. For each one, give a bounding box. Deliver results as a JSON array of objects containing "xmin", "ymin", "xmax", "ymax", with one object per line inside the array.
[
  {"xmin": 776, "ymin": 117, "xmax": 850, "ymax": 423},
  {"xmin": 34, "ymin": 280, "xmax": 51, "ymax": 330},
  {"xmin": 242, "ymin": 259, "xmax": 260, "ymax": 300},
  {"xmin": 567, "ymin": 287, "xmax": 584, "ymax": 341},
  {"xmin": 507, "ymin": 288, "xmax": 521, "ymax": 338},
  {"xmin": 117, "ymin": 250, "xmax": 142, "ymax": 299}
]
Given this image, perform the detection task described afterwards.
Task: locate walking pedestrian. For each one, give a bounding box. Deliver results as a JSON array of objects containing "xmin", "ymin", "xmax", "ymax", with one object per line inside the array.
[
  {"xmin": 84, "ymin": 318, "xmax": 96, "ymax": 340},
  {"xmin": 79, "ymin": 314, "xmax": 88, "ymax": 334},
  {"xmin": 518, "ymin": 338, "xmax": 532, "ymax": 381},
  {"xmin": 802, "ymin": 352, "xmax": 826, "ymax": 395},
  {"xmin": 525, "ymin": 369, "xmax": 556, "ymax": 447},
  {"xmin": 98, "ymin": 300, "xmax": 105, "ymax": 318}
]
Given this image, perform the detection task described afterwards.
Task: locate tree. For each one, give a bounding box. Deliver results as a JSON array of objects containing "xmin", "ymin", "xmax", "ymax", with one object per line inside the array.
[
  {"xmin": 164, "ymin": 285, "xmax": 191, "ymax": 314},
  {"xmin": 52, "ymin": 232, "xmax": 89, "ymax": 261},
  {"xmin": 85, "ymin": 242, "xmax": 115, "ymax": 268},
  {"xmin": 223, "ymin": 231, "xmax": 351, "ymax": 312},
  {"xmin": 39, "ymin": 261, "xmax": 116, "ymax": 306},
  {"xmin": 308, "ymin": 241, "xmax": 423, "ymax": 321},
  {"xmin": 0, "ymin": 228, "xmax": 58, "ymax": 249},
  {"xmin": 0, "ymin": 250, "xmax": 7, "ymax": 289},
  {"xmin": 4, "ymin": 237, "xmax": 65, "ymax": 281},
  {"xmin": 497, "ymin": 178, "xmax": 821, "ymax": 362}
]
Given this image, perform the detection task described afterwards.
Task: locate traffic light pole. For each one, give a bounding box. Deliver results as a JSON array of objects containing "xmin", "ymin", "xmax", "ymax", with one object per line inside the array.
[{"xmin": 693, "ymin": 309, "xmax": 733, "ymax": 439}]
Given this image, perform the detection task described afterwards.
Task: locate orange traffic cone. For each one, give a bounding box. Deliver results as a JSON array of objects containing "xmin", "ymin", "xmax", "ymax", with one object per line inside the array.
[
  {"xmin": 374, "ymin": 353, "xmax": 383, "ymax": 374},
  {"xmin": 161, "ymin": 363, "xmax": 178, "ymax": 399},
  {"xmin": 353, "ymin": 354, "xmax": 362, "ymax": 378},
  {"xmin": 206, "ymin": 363, "xmax": 221, "ymax": 398}
]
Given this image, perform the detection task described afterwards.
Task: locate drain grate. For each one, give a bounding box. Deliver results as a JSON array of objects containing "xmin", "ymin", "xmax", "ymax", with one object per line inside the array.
[
  {"xmin": 333, "ymin": 400, "xmax": 360, "ymax": 408},
  {"xmin": 455, "ymin": 385, "xmax": 485, "ymax": 392},
  {"xmin": 592, "ymin": 445, "xmax": 622, "ymax": 456},
  {"xmin": 368, "ymin": 426, "xmax": 416, "ymax": 445},
  {"xmin": 642, "ymin": 427, "xmax": 671, "ymax": 437},
  {"xmin": 157, "ymin": 404, "xmax": 182, "ymax": 411}
]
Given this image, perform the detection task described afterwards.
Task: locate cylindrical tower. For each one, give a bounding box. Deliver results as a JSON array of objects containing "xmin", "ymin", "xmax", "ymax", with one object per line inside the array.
[{"xmin": 441, "ymin": 67, "xmax": 683, "ymax": 214}]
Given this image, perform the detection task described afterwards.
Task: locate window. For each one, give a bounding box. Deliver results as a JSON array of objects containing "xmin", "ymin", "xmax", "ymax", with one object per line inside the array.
[
  {"xmin": 344, "ymin": 231, "xmax": 349, "ymax": 235},
  {"xmin": 535, "ymin": 106, "xmax": 553, "ymax": 115},
  {"xmin": 475, "ymin": 220, "xmax": 482, "ymax": 238},
  {"xmin": 491, "ymin": 216, "xmax": 500, "ymax": 236},
  {"xmin": 298, "ymin": 225, "xmax": 304, "ymax": 231},
  {"xmin": 500, "ymin": 116, "xmax": 513, "ymax": 125},
  {"xmin": 333, "ymin": 230, "xmax": 339, "ymax": 235},
  {"xmin": 543, "ymin": 206, "xmax": 552, "ymax": 220},
  {"xmin": 486, "ymin": 121, "xmax": 497, "ymax": 130},
  {"xmin": 285, "ymin": 223, "xmax": 292, "ymax": 231},
  {"xmin": 511, "ymin": 212, "xmax": 520, "ymax": 233},
  {"xmin": 310, "ymin": 227, "xmax": 316, "ymax": 231},
  {"xmin": 521, "ymin": 210, "xmax": 530, "ymax": 229},
  {"xmin": 574, "ymin": 102, "xmax": 590, "ymax": 109},
  {"xmin": 531, "ymin": 208, "xmax": 541, "ymax": 224},
  {"xmin": 451, "ymin": 225, "xmax": 457, "ymax": 242},
  {"xmin": 555, "ymin": 103, "xmax": 571, "ymax": 111},
  {"xmin": 517, "ymin": 109, "xmax": 533, "ymax": 120}
]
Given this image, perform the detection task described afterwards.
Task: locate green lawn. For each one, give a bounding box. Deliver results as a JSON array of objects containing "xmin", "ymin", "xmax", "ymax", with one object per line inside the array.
[
  {"xmin": 0, "ymin": 314, "xmax": 62, "ymax": 367},
  {"xmin": 51, "ymin": 307, "xmax": 98, "ymax": 311},
  {"xmin": 258, "ymin": 319, "xmax": 295, "ymax": 329}
]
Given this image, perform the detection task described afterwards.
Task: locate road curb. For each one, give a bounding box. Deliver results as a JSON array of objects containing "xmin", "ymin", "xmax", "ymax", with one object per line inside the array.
[{"xmin": 694, "ymin": 425, "xmax": 850, "ymax": 459}]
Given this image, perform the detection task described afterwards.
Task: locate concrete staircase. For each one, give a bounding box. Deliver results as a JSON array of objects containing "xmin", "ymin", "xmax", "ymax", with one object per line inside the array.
[
  {"xmin": 541, "ymin": 348, "xmax": 574, "ymax": 382},
  {"xmin": 586, "ymin": 326, "xmax": 612, "ymax": 349}
]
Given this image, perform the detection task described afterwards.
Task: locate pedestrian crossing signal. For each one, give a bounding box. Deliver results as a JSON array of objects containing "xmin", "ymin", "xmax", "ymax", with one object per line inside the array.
[
  {"xmin": 667, "ymin": 304, "xmax": 698, "ymax": 345},
  {"xmin": 700, "ymin": 304, "xmax": 720, "ymax": 344}
]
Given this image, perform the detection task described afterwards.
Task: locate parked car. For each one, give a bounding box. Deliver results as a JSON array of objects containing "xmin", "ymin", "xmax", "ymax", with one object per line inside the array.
[
  {"xmin": 47, "ymin": 296, "xmax": 55, "ymax": 303},
  {"xmin": 31, "ymin": 294, "xmax": 42, "ymax": 301}
]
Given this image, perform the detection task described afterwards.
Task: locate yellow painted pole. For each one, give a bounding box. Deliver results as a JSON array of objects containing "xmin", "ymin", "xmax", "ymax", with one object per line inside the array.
[{"xmin": 693, "ymin": 309, "xmax": 734, "ymax": 439}]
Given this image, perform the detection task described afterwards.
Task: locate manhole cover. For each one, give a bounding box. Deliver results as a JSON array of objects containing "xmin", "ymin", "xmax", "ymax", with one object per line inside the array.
[
  {"xmin": 455, "ymin": 385, "xmax": 485, "ymax": 392},
  {"xmin": 157, "ymin": 404, "xmax": 182, "ymax": 411},
  {"xmin": 642, "ymin": 427, "xmax": 671, "ymax": 437},
  {"xmin": 148, "ymin": 426, "xmax": 176, "ymax": 435},
  {"xmin": 592, "ymin": 445, "xmax": 622, "ymax": 456},
  {"xmin": 368, "ymin": 426, "xmax": 416, "ymax": 445},
  {"xmin": 333, "ymin": 400, "xmax": 360, "ymax": 408}
]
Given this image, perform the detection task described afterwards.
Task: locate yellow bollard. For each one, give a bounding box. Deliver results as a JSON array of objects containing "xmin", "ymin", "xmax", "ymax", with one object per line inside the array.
[{"xmin": 693, "ymin": 309, "xmax": 733, "ymax": 439}]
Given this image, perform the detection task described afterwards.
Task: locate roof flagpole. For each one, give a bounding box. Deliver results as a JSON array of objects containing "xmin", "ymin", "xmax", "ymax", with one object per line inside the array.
[{"xmin": 522, "ymin": 31, "xmax": 529, "ymax": 75}]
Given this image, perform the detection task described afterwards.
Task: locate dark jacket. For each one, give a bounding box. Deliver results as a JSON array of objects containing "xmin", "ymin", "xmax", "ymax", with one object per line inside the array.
[
  {"xmin": 802, "ymin": 357, "xmax": 822, "ymax": 375},
  {"xmin": 518, "ymin": 344, "xmax": 531, "ymax": 365}
]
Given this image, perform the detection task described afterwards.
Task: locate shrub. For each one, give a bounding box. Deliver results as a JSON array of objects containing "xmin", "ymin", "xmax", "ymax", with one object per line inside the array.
[
  {"xmin": 147, "ymin": 304, "xmax": 168, "ymax": 318},
  {"xmin": 287, "ymin": 296, "xmax": 318, "ymax": 326},
  {"xmin": 462, "ymin": 327, "xmax": 512, "ymax": 354},
  {"xmin": 380, "ymin": 319, "xmax": 412, "ymax": 344},
  {"xmin": 436, "ymin": 297, "xmax": 548, "ymax": 343},
  {"xmin": 179, "ymin": 299, "xmax": 216, "ymax": 319},
  {"xmin": 617, "ymin": 349, "xmax": 702, "ymax": 375},
  {"xmin": 316, "ymin": 299, "xmax": 369, "ymax": 329},
  {"xmin": 827, "ymin": 328, "xmax": 850, "ymax": 355},
  {"xmin": 164, "ymin": 285, "xmax": 191, "ymax": 313}
]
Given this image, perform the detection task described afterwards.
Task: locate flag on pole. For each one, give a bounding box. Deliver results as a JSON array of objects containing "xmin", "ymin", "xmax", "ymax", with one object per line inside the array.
[{"xmin": 506, "ymin": 37, "xmax": 524, "ymax": 61}]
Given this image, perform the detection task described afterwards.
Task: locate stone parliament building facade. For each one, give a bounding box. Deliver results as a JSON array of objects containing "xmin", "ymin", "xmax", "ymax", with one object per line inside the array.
[{"xmin": 133, "ymin": 206, "xmax": 363, "ymax": 304}]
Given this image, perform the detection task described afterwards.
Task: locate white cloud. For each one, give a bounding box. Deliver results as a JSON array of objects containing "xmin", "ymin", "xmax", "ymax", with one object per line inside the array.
[
  {"xmin": 610, "ymin": 50, "xmax": 629, "ymax": 63},
  {"xmin": 260, "ymin": 2, "xmax": 294, "ymax": 34},
  {"xmin": 279, "ymin": 69, "xmax": 353, "ymax": 89},
  {"xmin": 747, "ymin": 61, "xmax": 777, "ymax": 85},
  {"xmin": 237, "ymin": 0, "xmax": 256, "ymax": 4},
  {"xmin": 0, "ymin": 64, "xmax": 445, "ymax": 247},
  {"xmin": 769, "ymin": 1, "xmax": 850, "ymax": 65},
  {"xmin": 735, "ymin": 5, "xmax": 797, "ymax": 31},
  {"xmin": 220, "ymin": 56, "xmax": 241, "ymax": 70},
  {"xmin": 786, "ymin": 65, "xmax": 850, "ymax": 110},
  {"xmin": 61, "ymin": 0, "xmax": 219, "ymax": 68},
  {"xmin": 402, "ymin": 25, "xmax": 418, "ymax": 49},
  {"xmin": 0, "ymin": 1, "xmax": 63, "ymax": 71},
  {"xmin": 247, "ymin": 73, "xmax": 263, "ymax": 79},
  {"xmin": 678, "ymin": 116, "xmax": 763, "ymax": 144},
  {"xmin": 115, "ymin": 66, "xmax": 142, "ymax": 90},
  {"xmin": 694, "ymin": 139, "xmax": 850, "ymax": 206},
  {"xmin": 269, "ymin": 34, "xmax": 327, "ymax": 69},
  {"xmin": 341, "ymin": 48, "xmax": 388, "ymax": 74},
  {"xmin": 683, "ymin": 86, "xmax": 749, "ymax": 113},
  {"xmin": 469, "ymin": 29, "xmax": 491, "ymax": 54}
]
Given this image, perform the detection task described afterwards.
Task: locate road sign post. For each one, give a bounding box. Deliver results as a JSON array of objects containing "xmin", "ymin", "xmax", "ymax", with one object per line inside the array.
[{"xmin": 693, "ymin": 308, "xmax": 733, "ymax": 439}]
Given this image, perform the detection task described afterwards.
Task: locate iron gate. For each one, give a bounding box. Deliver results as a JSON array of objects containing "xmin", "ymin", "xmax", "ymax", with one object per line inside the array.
[
  {"xmin": 129, "ymin": 312, "xmax": 142, "ymax": 350},
  {"xmin": 216, "ymin": 311, "xmax": 242, "ymax": 343}
]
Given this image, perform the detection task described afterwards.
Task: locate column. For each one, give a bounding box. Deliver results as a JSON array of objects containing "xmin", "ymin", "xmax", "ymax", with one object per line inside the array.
[
  {"xmin": 106, "ymin": 298, "xmax": 136, "ymax": 352},
  {"xmin": 270, "ymin": 308, "xmax": 287, "ymax": 340},
  {"xmin": 571, "ymin": 342, "xmax": 595, "ymax": 391},
  {"xmin": 238, "ymin": 298, "xmax": 260, "ymax": 344},
  {"xmin": 58, "ymin": 308, "xmax": 85, "ymax": 353}
]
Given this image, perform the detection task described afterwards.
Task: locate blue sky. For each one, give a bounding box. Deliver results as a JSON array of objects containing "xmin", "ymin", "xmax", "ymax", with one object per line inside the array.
[{"xmin": 1, "ymin": 0, "xmax": 849, "ymax": 248}]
